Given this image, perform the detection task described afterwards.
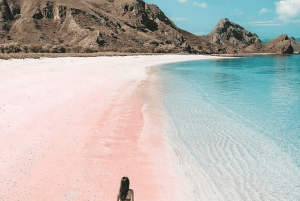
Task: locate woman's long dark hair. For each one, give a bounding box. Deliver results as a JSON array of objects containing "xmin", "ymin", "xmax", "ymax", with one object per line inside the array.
[{"xmin": 119, "ymin": 177, "xmax": 130, "ymax": 200}]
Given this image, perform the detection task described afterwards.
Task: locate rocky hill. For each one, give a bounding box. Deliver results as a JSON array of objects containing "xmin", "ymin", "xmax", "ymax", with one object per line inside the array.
[
  {"xmin": 179, "ymin": 29, "xmax": 239, "ymax": 54},
  {"xmin": 263, "ymin": 34, "xmax": 294, "ymax": 54},
  {"xmin": 0, "ymin": 0, "xmax": 196, "ymax": 53},
  {"xmin": 207, "ymin": 18, "xmax": 296, "ymax": 55},
  {"xmin": 207, "ymin": 18, "xmax": 261, "ymax": 48},
  {"xmin": 0, "ymin": 0, "xmax": 297, "ymax": 55},
  {"xmin": 244, "ymin": 34, "xmax": 295, "ymax": 54}
]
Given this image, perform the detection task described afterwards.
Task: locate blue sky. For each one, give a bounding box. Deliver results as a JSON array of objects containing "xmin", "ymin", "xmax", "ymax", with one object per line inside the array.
[{"xmin": 144, "ymin": 0, "xmax": 300, "ymax": 39}]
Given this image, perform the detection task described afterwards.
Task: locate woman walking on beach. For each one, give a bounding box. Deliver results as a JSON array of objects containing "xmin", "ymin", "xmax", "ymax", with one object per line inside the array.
[{"xmin": 118, "ymin": 177, "xmax": 134, "ymax": 201}]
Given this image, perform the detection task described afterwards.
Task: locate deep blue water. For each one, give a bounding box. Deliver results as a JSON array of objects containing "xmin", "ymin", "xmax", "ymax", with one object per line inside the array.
[{"xmin": 159, "ymin": 55, "xmax": 300, "ymax": 201}]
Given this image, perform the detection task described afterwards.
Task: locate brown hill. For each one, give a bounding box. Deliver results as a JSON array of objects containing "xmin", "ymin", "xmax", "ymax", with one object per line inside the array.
[
  {"xmin": 263, "ymin": 34, "xmax": 294, "ymax": 54},
  {"xmin": 181, "ymin": 18, "xmax": 295, "ymax": 55},
  {"xmin": 206, "ymin": 18, "xmax": 295, "ymax": 55},
  {"xmin": 207, "ymin": 18, "xmax": 261, "ymax": 48},
  {"xmin": 179, "ymin": 29, "xmax": 239, "ymax": 54},
  {"xmin": 244, "ymin": 34, "xmax": 294, "ymax": 54},
  {"xmin": 0, "ymin": 0, "xmax": 198, "ymax": 53}
]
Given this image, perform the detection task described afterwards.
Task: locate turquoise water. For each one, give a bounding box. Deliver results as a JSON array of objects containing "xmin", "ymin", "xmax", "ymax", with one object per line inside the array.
[{"xmin": 159, "ymin": 55, "xmax": 300, "ymax": 201}]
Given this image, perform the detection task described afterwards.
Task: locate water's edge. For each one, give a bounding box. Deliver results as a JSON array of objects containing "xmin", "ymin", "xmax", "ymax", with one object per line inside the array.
[{"xmin": 157, "ymin": 56, "xmax": 300, "ymax": 201}]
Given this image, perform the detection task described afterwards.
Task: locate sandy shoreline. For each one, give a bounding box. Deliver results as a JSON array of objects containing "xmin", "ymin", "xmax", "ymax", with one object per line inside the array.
[{"xmin": 0, "ymin": 55, "xmax": 220, "ymax": 201}]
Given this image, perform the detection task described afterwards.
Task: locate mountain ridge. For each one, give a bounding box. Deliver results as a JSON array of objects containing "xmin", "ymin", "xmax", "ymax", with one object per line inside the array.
[
  {"xmin": 1, "ymin": 0, "xmax": 192, "ymax": 53},
  {"xmin": 0, "ymin": 0, "xmax": 297, "ymax": 55}
]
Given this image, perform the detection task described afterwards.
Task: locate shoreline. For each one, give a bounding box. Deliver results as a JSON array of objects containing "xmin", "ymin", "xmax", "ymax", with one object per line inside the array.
[
  {"xmin": 0, "ymin": 52, "xmax": 161, "ymax": 60},
  {"xmin": 211, "ymin": 52, "xmax": 296, "ymax": 57},
  {"xmin": 1, "ymin": 52, "xmax": 298, "ymax": 60},
  {"xmin": 0, "ymin": 55, "xmax": 222, "ymax": 201}
]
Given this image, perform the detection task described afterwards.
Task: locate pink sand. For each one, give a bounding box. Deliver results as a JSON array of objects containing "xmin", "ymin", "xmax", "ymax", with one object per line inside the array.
[{"xmin": 0, "ymin": 55, "xmax": 217, "ymax": 201}]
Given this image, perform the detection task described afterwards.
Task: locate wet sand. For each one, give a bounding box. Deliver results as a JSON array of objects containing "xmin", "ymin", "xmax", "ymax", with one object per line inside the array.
[{"xmin": 0, "ymin": 55, "xmax": 218, "ymax": 201}]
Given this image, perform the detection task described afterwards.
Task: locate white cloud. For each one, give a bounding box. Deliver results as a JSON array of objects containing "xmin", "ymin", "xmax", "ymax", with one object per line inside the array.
[
  {"xmin": 170, "ymin": 17, "xmax": 188, "ymax": 22},
  {"xmin": 259, "ymin": 8, "xmax": 271, "ymax": 14},
  {"xmin": 193, "ymin": 2, "xmax": 207, "ymax": 8},
  {"xmin": 177, "ymin": 0, "xmax": 187, "ymax": 3},
  {"xmin": 275, "ymin": 0, "xmax": 300, "ymax": 23},
  {"xmin": 248, "ymin": 21, "xmax": 282, "ymax": 26}
]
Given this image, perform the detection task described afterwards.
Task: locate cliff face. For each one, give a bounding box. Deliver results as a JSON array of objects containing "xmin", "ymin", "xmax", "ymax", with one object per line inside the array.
[
  {"xmin": 0, "ymin": 0, "xmax": 194, "ymax": 53},
  {"xmin": 0, "ymin": 0, "xmax": 14, "ymax": 38},
  {"xmin": 207, "ymin": 18, "xmax": 261, "ymax": 48},
  {"xmin": 290, "ymin": 37, "xmax": 300, "ymax": 53},
  {"xmin": 0, "ymin": 0, "xmax": 14, "ymax": 21}
]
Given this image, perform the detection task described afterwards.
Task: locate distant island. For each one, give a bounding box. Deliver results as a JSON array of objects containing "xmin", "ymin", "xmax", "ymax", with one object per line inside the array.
[{"xmin": 0, "ymin": 0, "xmax": 299, "ymax": 55}]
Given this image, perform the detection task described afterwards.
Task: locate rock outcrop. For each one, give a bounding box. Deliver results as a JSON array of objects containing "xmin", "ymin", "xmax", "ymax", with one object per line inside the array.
[
  {"xmin": 263, "ymin": 34, "xmax": 294, "ymax": 54},
  {"xmin": 0, "ymin": 0, "xmax": 14, "ymax": 38},
  {"xmin": 180, "ymin": 29, "xmax": 239, "ymax": 54},
  {"xmin": 290, "ymin": 37, "xmax": 300, "ymax": 53},
  {"xmin": 0, "ymin": 0, "xmax": 13, "ymax": 21},
  {"xmin": 244, "ymin": 34, "xmax": 294, "ymax": 54},
  {"xmin": 207, "ymin": 18, "xmax": 261, "ymax": 48}
]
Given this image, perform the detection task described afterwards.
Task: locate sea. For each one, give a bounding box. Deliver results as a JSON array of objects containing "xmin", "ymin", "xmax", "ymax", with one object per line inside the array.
[{"xmin": 158, "ymin": 55, "xmax": 300, "ymax": 201}]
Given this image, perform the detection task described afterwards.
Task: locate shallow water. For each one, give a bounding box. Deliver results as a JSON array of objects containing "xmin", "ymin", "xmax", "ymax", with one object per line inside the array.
[{"xmin": 159, "ymin": 55, "xmax": 300, "ymax": 201}]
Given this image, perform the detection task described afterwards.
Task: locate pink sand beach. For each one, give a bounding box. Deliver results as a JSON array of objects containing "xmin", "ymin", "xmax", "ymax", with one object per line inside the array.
[{"xmin": 0, "ymin": 55, "xmax": 217, "ymax": 201}]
